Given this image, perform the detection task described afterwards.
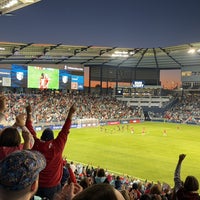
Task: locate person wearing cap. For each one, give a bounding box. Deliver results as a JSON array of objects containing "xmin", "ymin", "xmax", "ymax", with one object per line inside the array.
[
  {"xmin": 26, "ymin": 103, "xmax": 76, "ymax": 200},
  {"xmin": 0, "ymin": 149, "xmax": 46, "ymax": 200}
]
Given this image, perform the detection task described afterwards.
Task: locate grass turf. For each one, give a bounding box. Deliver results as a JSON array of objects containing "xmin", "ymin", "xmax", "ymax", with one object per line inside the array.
[{"xmin": 37, "ymin": 122, "xmax": 200, "ymax": 186}]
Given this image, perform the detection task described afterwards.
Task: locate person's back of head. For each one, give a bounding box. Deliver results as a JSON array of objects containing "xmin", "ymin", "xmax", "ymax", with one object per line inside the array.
[
  {"xmin": 79, "ymin": 177, "xmax": 90, "ymax": 189},
  {"xmin": 140, "ymin": 194, "xmax": 152, "ymax": 200},
  {"xmin": 73, "ymin": 183, "xmax": 125, "ymax": 200},
  {"xmin": 0, "ymin": 149, "xmax": 46, "ymax": 200},
  {"xmin": 41, "ymin": 128, "xmax": 54, "ymax": 141},
  {"xmin": 120, "ymin": 189, "xmax": 130, "ymax": 200},
  {"xmin": 150, "ymin": 184, "xmax": 162, "ymax": 195},
  {"xmin": 0, "ymin": 127, "xmax": 21, "ymax": 147},
  {"xmin": 132, "ymin": 182, "xmax": 138, "ymax": 190},
  {"xmin": 184, "ymin": 176, "xmax": 199, "ymax": 192},
  {"xmin": 97, "ymin": 168, "xmax": 105, "ymax": 177}
]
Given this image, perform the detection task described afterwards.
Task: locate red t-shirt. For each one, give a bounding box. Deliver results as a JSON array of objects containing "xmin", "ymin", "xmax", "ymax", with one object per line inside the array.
[{"xmin": 26, "ymin": 118, "xmax": 71, "ymax": 188}]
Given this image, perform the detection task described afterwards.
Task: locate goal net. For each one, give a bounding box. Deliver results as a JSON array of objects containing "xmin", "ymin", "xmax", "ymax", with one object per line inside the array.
[{"xmin": 77, "ymin": 118, "xmax": 99, "ymax": 128}]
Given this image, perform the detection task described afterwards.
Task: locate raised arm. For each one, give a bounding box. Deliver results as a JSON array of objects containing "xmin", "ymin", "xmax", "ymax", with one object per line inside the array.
[
  {"xmin": 14, "ymin": 114, "xmax": 26, "ymax": 128},
  {"xmin": 21, "ymin": 126, "xmax": 35, "ymax": 149},
  {"xmin": 174, "ymin": 154, "xmax": 186, "ymax": 192},
  {"xmin": 60, "ymin": 103, "xmax": 76, "ymax": 133},
  {"xmin": 54, "ymin": 103, "xmax": 76, "ymax": 150},
  {"xmin": 67, "ymin": 104, "xmax": 76, "ymax": 121},
  {"xmin": 0, "ymin": 95, "xmax": 7, "ymax": 124},
  {"xmin": 0, "ymin": 95, "xmax": 6, "ymax": 113},
  {"xmin": 25, "ymin": 103, "xmax": 37, "ymax": 138},
  {"xmin": 13, "ymin": 114, "xmax": 34, "ymax": 149}
]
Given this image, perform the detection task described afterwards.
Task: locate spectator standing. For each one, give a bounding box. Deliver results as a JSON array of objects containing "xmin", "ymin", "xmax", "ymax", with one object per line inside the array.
[
  {"xmin": 26, "ymin": 103, "xmax": 76, "ymax": 200},
  {"xmin": 174, "ymin": 154, "xmax": 200, "ymax": 200},
  {"xmin": 0, "ymin": 114, "xmax": 34, "ymax": 160}
]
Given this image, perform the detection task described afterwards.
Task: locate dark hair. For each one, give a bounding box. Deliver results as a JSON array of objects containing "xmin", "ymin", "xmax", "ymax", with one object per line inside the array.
[
  {"xmin": 41, "ymin": 128, "xmax": 54, "ymax": 141},
  {"xmin": 97, "ymin": 168, "xmax": 105, "ymax": 177},
  {"xmin": 132, "ymin": 182, "xmax": 138, "ymax": 190},
  {"xmin": 184, "ymin": 176, "xmax": 199, "ymax": 191},
  {"xmin": 150, "ymin": 184, "xmax": 162, "ymax": 195},
  {"xmin": 79, "ymin": 177, "xmax": 90, "ymax": 189},
  {"xmin": 140, "ymin": 194, "xmax": 152, "ymax": 200},
  {"xmin": 0, "ymin": 127, "xmax": 21, "ymax": 147},
  {"xmin": 120, "ymin": 189, "xmax": 130, "ymax": 200},
  {"xmin": 73, "ymin": 183, "xmax": 118, "ymax": 200}
]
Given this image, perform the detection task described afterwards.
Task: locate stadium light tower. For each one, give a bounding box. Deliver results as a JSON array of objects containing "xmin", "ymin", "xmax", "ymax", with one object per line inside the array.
[{"xmin": 0, "ymin": 0, "xmax": 41, "ymax": 15}]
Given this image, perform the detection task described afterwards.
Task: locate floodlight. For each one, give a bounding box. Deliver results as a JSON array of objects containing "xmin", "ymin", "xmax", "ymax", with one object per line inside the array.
[
  {"xmin": 187, "ymin": 48, "xmax": 195, "ymax": 54},
  {"xmin": 0, "ymin": 0, "xmax": 41, "ymax": 15}
]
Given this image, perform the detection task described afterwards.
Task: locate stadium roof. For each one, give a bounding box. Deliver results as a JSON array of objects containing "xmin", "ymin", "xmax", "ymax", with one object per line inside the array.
[
  {"xmin": 0, "ymin": 0, "xmax": 41, "ymax": 15},
  {"xmin": 0, "ymin": 41, "xmax": 200, "ymax": 69}
]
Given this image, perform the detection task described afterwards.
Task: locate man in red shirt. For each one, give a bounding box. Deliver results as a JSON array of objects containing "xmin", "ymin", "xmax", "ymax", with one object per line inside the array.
[{"xmin": 26, "ymin": 103, "xmax": 76, "ymax": 200}]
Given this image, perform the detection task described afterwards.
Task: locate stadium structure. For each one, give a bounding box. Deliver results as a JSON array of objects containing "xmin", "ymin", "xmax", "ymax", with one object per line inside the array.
[
  {"xmin": 0, "ymin": 0, "xmax": 200, "ymax": 125},
  {"xmin": 1, "ymin": 0, "xmax": 200, "ymax": 191},
  {"xmin": 1, "ymin": 0, "xmax": 200, "ymax": 93}
]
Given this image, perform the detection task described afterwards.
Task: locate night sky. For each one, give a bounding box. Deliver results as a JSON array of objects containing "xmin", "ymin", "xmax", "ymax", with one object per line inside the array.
[
  {"xmin": 1, "ymin": 0, "xmax": 200, "ymax": 48},
  {"xmin": 1, "ymin": 0, "xmax": 200, "ymax": 88}
]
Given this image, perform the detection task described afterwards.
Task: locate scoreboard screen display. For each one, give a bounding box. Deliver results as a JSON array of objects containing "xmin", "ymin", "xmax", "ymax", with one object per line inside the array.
[{"xmin": 132, "ymin": 80, "xmax": 145, "ymax": 88}]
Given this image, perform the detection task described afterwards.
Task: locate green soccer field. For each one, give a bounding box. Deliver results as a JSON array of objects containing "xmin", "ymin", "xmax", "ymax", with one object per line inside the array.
[{"xmin": 38, "ymin": 122, "xmax": 200, "ymax": 186}]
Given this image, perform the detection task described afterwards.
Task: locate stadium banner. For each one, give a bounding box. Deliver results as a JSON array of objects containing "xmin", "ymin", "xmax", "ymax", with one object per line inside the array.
[
  {"xmin": 32, "ymin": 124, "xmax": 78, "ymax": 131},
  {"xmin": 129, "ymin": 119, "xmax": 141, "ymax": 123},
  {"xmin": 99, "ymin": 122, "xmax": 107, "ymax": 126},
  {"xmin": 121, "ymin": 120, "xmax": 129, "ymax": 124},
  {"xmin": 107, "ymin": 121, "xmax": 120, "ymax": 125},
  {"xmin": 71, "ymin": 124, "xmax": 78, "ymax": 128},
  {"xmin": 51, "ymin": 125, "xmax": 63, "ymax": 130}
]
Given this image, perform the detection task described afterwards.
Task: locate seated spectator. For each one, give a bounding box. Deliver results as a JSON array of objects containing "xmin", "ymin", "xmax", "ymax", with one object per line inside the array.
[
  {"xmin": 61, "ymin": 161, "xmax": 70, "ymax": 187},
  {"xmin": 150, "ymin": 184, "xmax": 162, "ymax": 195},
  {"xmin": 61, "ymin": 161, "xmax": 77, "ymax": 187},
  {"xmin": 95, "ymin": 168, "xmax": 110, "ymax": 184},
  {"xmin": 115, "ymin": 176, "xmax": 123, "ymax": 190},
  {"xmin": 162, "ymin": 182, "xmax": 172, "ymax": 200},
  {"xmin": 149, "ymin": 183, "xmax": 167, "ymax": 200},
  {"xmin": 79, "ymin": 177, "xmax": 93, "ymax": 189},
  {"xmin": 120, "ymin": 189, "xmax": 131, "ymax": 200},
  {"xmin": 0, "ymin": 149, "xmax": 46, "ymax": 200},
  {"xmin": 70, "ymin": 161, "xmax": 76, "ymax": 173},
  {"xmin": 144, "ymin": 182, "xmax": 153, "ymax": 194},
  {"xmin": 26, "ymin": 103, "xmax": 76, "ymax": 200},
  {"xmin": 129, "ymin": 182, "xmax": 141, "ymax": 200},
  {"xmin": 174, "ymin": 154, "xmax": 200, "ymax": 200},
  {"xmin": 0, "ymin": 114, "xmax": 34, "ymax": 160}
]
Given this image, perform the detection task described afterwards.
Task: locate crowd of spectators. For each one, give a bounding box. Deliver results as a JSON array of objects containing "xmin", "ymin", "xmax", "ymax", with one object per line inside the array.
[
  {"xmin": 164, "ymin": 93, "xmax": 200, "ymax": 124},
  {"xmin": 1, "ymin": 90, "xmax": 199, "ymax": 126},
  {"xmin": 2, "ymin": 91, "xmax": 143, "ymax": 125},
  {"xmin": 1, "ymin": 91, "xmax": 200, "ymax": 200}
]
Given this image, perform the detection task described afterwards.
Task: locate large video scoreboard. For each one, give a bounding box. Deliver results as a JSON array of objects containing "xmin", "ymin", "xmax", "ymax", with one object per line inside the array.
[{"xmin": 0, "ymin": 64, "xmax": 84, "ymax": 90}]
